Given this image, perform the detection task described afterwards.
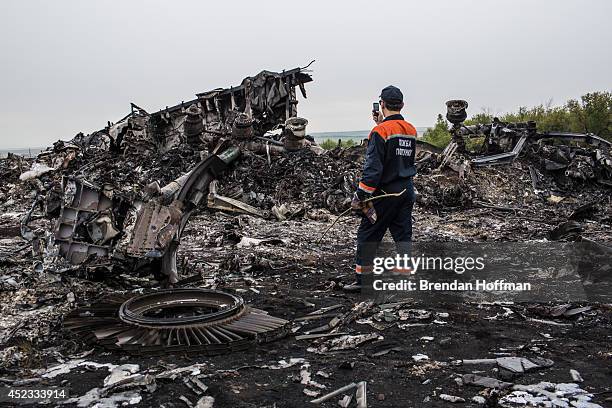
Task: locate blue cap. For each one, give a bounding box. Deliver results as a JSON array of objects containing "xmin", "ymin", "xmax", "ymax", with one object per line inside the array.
[{"xmin": 380, "ymin": 85, "xmax": 403, "ymax": 104}]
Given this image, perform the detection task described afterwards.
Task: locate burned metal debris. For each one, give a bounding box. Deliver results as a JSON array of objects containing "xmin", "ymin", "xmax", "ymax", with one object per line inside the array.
[
  {"xmin": 12, "ymin": 65, "xmax": 320, "ymax": 285},
  {"xmin": 49, "ymin": 146, "xmax": 241, "ymax": 284},
  {"xmin": 445, "ymin": 99, "xmax": 612, "ymax": 173},
  {"xmin": 1, "ymin": 71, "xmax": 611, "ymax": 407},
  {"xmin": 23, "ymin": 86, "xmax": 608, "ymax": 286},
  {"xmin": 64, "ymin": 289, "xmax": 288, "ymax": 355},
  {"xmin": 107, "ymin": 65, "xmax": 313, "ymax": 154}
]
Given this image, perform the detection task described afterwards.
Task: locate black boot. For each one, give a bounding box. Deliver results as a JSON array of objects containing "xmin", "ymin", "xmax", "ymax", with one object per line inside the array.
[{"xmin": 343, "ymin": 274, "xmax": 374, "ymax": 293}]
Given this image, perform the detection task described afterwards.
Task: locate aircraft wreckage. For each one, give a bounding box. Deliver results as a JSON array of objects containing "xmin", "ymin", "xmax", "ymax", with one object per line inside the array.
[
  {"xmin": 444, "ymin": 99, "xmax": 612, "ymax": 169},
  {"xmin": 14, "ymin": 63, "xmax": 612, "ymax": 296},
  {"xmin": 45, "ymin": 65, "xmax": 316, "ymax": 285},
  {"xmin": 2, "ymin": 65, "xmax": 612, "ymax": 407},
  {"xmin": 14, "ymin": 65, "xmax": 318, "ymax": 354}
]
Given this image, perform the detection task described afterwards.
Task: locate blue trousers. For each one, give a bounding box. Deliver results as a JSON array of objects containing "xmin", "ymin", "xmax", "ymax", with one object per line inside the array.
[{"xmin": 355, "ymin": 181, "xmax": 415, "ymax": 277}]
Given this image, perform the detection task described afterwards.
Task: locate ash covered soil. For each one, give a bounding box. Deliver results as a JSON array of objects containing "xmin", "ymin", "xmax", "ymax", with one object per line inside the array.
[{"xmin": 1, "ymin": 143, "xmax": 612, "ymax": 407}]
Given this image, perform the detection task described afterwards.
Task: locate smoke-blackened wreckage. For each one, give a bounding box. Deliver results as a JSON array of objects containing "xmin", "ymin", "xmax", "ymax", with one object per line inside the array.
[{"xmin": 1, "ymin": 65, "xmax": 611, "ymax": 407}]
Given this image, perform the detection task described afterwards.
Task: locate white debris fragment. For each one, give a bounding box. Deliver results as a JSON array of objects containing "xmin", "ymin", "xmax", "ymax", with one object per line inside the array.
[
  {"xmin": 42, "ymin": 359, "xmax": 117, "ymax": 379},
  {"xmin": 191, "ymin": 378, "xmax": 209, "ymax": 394},
  {"xmin": 500, "ymin": 382, "xmax": 602, "ymax": 408},
  {"xmin": 500, "ymin": 390, "xmax": 549, "ymax": 406},
  {"xmin": 236, "ymin": 237, "xmax": 263, "ymax": 248},
  {"xmin": 397, "ymin": 323, "xmax": 428, "ymax": 330},
  {"xmin": 419, "ymin": 336, "xmax": 435, "ymax": 342},
  {"xmin": 497, "ymin": 356, "xmax": 539, "ymax": 373},
  {"xmin": 179, "ymin": 395, "xmax": 195, "ymax": 406},
  {"xmin": 439, "ymin": 394, "xmax": 465, "ymax": 403},
  {"xmin": 236, "ymin": 236, "xmax": 289, "ymax": 248},
  {"xmin": 472, "ymin": 395, "xmax": 487, "ymax": 404},
  {"xmin": 64, "ymin": 388, "xmax": 142, "ymax": 408},
  {"xmin": 104, "ymin": 364, "xmax": 140, "ymax": 387},
  {"xmin": 433, "ymin": 319, "xmax": 448, "ymax": 325},
  {"xmin": 355, "ymin": 381, "xmax": 367, "ymax": 408},
  {"xmin": 265, "ymin": 358, "xmax": 306, "ymax": 369},
  {"xmin": 528, "ymin": 318, "xmax": 572, "ymax": 326},
  {"xmin": 485, "ymin": 307, "xmax": 515, "ymax": 320},
  {"xmin": 398, "ymin": 309, "xmax": 431, "ymax": 321},
  {"xmin": 310, "ymin": 383, "xmax": 358, "ymax": 404},
  {"xmin": 19, "ymin": 162, "xmax": 55, "ymax": 181},
  {"xmin": 299, "ymin": 364, "xmax": 312, "ymax": 385},
  {"xmin": 412, "ymin": 354, "xmax": 429, "ymax": 362},
  {"xmin": 196, "ymin": 396, "xmax": 215, "ymax": 408},
  {"xmin": 316, "ymin": 370, "xmax": 331, "ymax": 378},
  {"xmin": 155, "ymin": 363, "xmax": 207, "ymax": 379},
  {"xmin": 303, "ymin": 388, "xmax": 321, "ymax": 397},
  {"xmin": 569, "ymin": 369, "xmax": 584, "ymax": 382},
  {"xmin": 299, "ymin": 363, "xmax": 326, "ymax": 390},
  {"xmin": 502, "ymin": 307, "xmax": 514, "ymax": 317},
  {"xmin": 462, "ymin": 373, "xmax": 512, "ymax": 389},
  {"xmin": 458, "ymin": 356, "xmax": 553, "ymax": 373},
  {"xmin": 316, "ymin": 333, "xmax": 381, "ymax": 353},
  {"xmin": 338, "ymin": 394, "xmax": 352, "ymax": 407}
]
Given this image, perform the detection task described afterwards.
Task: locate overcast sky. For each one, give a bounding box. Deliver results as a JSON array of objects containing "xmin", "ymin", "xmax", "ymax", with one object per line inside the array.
[{"xmin": 0, "ymin": 0, "xmax": 610, "ymax": 148}]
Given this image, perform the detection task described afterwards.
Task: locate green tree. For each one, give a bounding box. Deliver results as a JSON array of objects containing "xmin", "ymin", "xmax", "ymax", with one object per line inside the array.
[
  {"xmin": 465, "ymin": 108, "xmax": 494, "ymax": 125},
  {"xmin": 422, "ymin": 114, "xmax": 451, "ymax": 148},
  {"xmin": 500, "ymin": 103, "xmax": 572, "ymax": 133},
  {"xmin": 566, "ymin": 91, "xmax": 611, "ymax": 138}
]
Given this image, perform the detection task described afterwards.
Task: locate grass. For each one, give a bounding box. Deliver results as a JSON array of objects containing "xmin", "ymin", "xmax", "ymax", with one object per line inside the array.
[{"xmin": 319, "ymin": 138, "xmax": 358, "ymax": 150}]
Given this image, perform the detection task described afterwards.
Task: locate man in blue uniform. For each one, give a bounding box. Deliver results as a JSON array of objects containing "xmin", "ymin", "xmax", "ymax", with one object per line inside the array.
[{"xmin": 344, "ymin": 86, "xmax": 417, "ymax": 292}]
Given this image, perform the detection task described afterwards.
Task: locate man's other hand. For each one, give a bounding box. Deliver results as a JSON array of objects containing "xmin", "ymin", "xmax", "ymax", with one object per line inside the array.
[
  {"xmin": 351, "ymin": 193, "xmax": 377, "ymax": 224},
  {"xmin": 351, "ymin": 193, "xmax": 365, "ymax": 214}
]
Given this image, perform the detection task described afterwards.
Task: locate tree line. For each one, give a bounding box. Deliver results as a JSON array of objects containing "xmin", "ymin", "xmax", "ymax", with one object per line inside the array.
[{"xmin": 423, "ymin": 91, "xmax": 612, "ymax": 148}]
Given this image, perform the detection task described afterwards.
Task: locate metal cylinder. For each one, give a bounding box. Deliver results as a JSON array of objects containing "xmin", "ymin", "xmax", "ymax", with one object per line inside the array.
[
  {"xmin": 184, "ymin": 104, "xmax": 204, "ymax": 146},
  {"xmin": 446, "ymin": 100, "xmax": 468, "ymax": 125},
  {"xmin": 285, "ymin": 117, "xmax": 308, "ymax": 137},
  {"xmin": 232, "ymin": 113, "xmax": 253, "ymax": 139},
  {"xmin": 283, "ymin": 117, "xmax": 308, "ymax": 151}
]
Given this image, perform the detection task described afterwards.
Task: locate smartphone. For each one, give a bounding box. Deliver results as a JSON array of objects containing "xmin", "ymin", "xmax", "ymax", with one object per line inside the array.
[{"xmin": 373, "ymin": 102, "xmax": 379, "ymax": 112}]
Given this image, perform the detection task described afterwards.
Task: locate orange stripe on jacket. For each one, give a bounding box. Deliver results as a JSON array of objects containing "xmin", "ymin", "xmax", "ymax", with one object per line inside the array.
[
  {"xmin": 370, "ymin": 120, "xmax": 417, "ymax": 141},
  {"xmin": 358, "ymin": 181, "xmax": 376, "ymax": 193}
]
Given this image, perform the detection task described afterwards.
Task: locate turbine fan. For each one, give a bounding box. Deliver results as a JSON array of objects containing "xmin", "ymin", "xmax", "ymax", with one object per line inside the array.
[{"xmin": 64, "ymin": 288, "xmax": 289, "ymax": 355}]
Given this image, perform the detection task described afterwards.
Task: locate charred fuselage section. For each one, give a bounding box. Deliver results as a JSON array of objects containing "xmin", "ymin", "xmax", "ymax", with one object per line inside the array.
[{"xmin": 45, "ymin": 66, "xmax": 314, "ymax": 282}]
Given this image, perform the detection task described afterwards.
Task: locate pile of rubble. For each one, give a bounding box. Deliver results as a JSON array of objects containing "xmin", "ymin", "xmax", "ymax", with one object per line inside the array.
[
  {"xmin": 1, "ymin": 68, "xmax": 611, "ymax": 407},
  {"xmin": 219, "ymin": 147, "xmax": 362, "ymax": 215}
]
